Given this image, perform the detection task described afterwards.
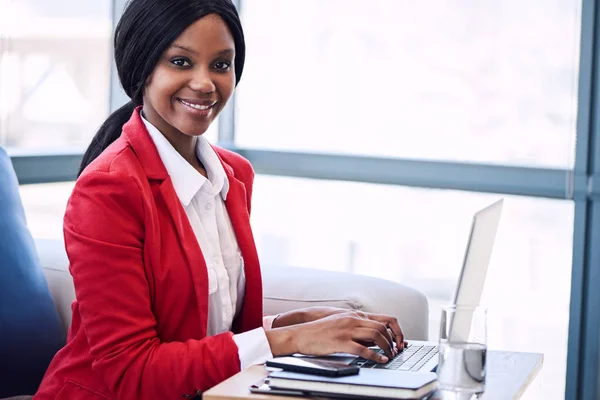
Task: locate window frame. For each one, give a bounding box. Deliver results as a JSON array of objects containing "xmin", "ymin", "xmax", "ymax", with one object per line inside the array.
[
  {"xmin": 566, "ymin": 1, "xmax": 600, "ymax": 399},
  {"xmin": 5, "ymin": 0, "xmax": 598, "ymax": 398}
]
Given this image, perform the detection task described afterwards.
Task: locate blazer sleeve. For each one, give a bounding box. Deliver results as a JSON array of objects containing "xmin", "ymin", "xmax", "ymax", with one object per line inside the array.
[{"xmin": 64, "ymin": 169, "xmax": 241, "ymax": 399}]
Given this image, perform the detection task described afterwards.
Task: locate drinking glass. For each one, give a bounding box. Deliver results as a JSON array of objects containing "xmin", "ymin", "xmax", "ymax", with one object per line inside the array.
[{"xmin": 437, "ymin": 305, "xmax": 487, "ymax": 394}]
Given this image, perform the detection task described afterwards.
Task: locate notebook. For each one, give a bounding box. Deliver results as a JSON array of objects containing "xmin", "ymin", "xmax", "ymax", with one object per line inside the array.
[{"xmin": 267, "ymin": 369, "xmax": 438, "ymax": 400}]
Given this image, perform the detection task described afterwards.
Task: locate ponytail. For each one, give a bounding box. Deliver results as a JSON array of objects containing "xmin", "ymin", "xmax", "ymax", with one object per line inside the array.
[{"xmin": 78, "ymin": 101, "xmax": 136, "ymax": 176}]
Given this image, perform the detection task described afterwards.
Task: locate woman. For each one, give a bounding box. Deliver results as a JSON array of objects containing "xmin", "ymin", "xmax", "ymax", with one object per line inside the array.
[{"xmin": 34, "ymin": 1, "xmax": 406, "ymax": 399}]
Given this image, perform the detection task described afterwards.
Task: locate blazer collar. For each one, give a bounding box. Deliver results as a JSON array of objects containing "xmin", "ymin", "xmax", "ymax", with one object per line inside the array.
[{"xmin": 123, "ymin": 107, "xmax": 258, "ymax": 332}]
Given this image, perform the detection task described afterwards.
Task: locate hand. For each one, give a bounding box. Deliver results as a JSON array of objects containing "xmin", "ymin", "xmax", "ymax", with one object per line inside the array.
[
  {"xmin": 349, "ymin": 310, "xmax": 407, "ymax": 353},
  {"xmin": 265, "ymin": 311, "xmax": 404, "ymax": 364},
  {"xmin": 271, "ymin": 307, "xmax": 346, "ymax": 328},
  {"xmin": 273, "ymin": 307, "xmax": 406, "ymax": 352},
  {"xmin": 299, "ymin": 306, "xmax": 351, "ymax": 323}
]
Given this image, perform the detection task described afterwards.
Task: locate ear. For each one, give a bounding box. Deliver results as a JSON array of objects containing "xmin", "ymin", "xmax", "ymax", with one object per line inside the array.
[{"xmin": 144, "ymin": 74, "xmax": 153, "ymax": 87}]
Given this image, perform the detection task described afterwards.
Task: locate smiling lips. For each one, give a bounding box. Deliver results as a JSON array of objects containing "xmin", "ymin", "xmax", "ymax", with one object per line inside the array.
[{"xmin": 177, "ymin": 98, "xmax": 217, "ymax": 117}]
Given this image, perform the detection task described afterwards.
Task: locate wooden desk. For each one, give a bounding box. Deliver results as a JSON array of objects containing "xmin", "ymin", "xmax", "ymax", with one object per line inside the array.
[{"xmin": 204, "ymin": 351, "xmax": 543, "ymax": 400}]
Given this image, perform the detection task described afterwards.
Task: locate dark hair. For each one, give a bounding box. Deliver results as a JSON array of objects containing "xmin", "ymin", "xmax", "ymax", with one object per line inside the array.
[{"xmin": 78, "ymin": 0, "xmax": 245, "ymax": 175}]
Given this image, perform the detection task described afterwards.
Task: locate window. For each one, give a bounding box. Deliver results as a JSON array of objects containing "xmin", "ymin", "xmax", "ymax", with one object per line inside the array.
[
  {"xmin": 237, "ymin": 0, "xmax": 581, "ymax": 168},
  {"xmin": 251, "ymin": 175, "xmax": 573, "ymax": 400},
  {"xmin": 204, "ymin": 120, "xmax": 219, "ymax": 144},
  {"xmin": 11, "ymin": 1, "xmax": 600, "ymax": 398},
  {"xmin": 0, "ymin": 0, "xmax": 112, "ymax": 150},
  {"xmin": 19, "ymin": 181, "xmax": 74, "ymax": 240}
]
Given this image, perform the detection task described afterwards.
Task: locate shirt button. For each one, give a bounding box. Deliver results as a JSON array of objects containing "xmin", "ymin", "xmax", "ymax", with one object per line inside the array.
[{"xmin": 205, "ymin": 202, "xmax": 212, "ymax": 211}]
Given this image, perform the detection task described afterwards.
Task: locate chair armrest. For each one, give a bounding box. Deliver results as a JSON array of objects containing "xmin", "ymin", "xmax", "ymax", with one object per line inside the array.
[
  {"xmin": 34, "ymin": 239, "xmax": 73, "ymax": 334},
  {"xmin": 262, "ymin": 266, "xmax": 429, "ymax": 340}
]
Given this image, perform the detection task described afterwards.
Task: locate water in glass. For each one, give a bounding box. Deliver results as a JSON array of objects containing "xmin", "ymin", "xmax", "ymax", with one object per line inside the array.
[{"xmin": 437, "ymin": 341, "xmax": 486, "ymax": 393}]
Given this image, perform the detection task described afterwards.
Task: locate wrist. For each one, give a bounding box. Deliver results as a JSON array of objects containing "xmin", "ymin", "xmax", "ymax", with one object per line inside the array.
[{"xmin": 265, "ymin": 327, "xmax": 297, "ymax": 356}]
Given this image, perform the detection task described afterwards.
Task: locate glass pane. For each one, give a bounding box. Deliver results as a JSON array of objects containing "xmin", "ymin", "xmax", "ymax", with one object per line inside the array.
[
  {"xmin": 251, "ymin": 175, "xmax": 573, "ymax": 400},
  {"xmin": 19, "ymin": 181, "xmax": 75, "ymax": 240},
  {"xmin": 0, "ymin": 1, "xmax": 112, "ymax": 149},
  {"xmin": 237, "ymin": 0, "xmax": 581, "ymax": 168}
]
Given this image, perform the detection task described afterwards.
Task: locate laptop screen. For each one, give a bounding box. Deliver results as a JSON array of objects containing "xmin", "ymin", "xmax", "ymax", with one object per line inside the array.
[{"xmin": 448, "ymin": 199, "xmax": 503, "ymax": 342}]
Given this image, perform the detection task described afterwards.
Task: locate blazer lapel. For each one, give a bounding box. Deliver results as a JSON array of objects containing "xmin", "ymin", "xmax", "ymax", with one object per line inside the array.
[
  {"xmin": 158, "ymin": 180, "xmax": 209, "ymax": 333},
  {"xmin": 123, "ymin": 107, "xmax": 209, "ymax": 335},
  {"xmin": 225, "ymin": 176, "xmax": 263, "ymax": 333}
]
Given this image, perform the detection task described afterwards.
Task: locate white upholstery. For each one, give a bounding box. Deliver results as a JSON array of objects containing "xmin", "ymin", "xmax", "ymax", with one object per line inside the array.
[
  {"xmin": 262, "ymin": 267, "xmax": 429, "ymax": 339},
  {"xmin": 35, "ymin": 238, "xmax": 429, "ymax": 340},
  {"xmin": 35, "ymin": 239, "xmax": 75, "ymax": 335}
]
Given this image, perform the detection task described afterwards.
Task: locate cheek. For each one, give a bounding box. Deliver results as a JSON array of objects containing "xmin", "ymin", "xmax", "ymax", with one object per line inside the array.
[
  {"xmin": 217, "ymin": 77, "xmax": 235, "ymax": 106},
  {"xmin": 147, "ymin": 71, "xmax": 179, "ymax": 106}
]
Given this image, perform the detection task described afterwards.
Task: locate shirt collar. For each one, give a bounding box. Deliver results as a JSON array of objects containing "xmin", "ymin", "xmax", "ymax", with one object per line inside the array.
[{"xmin": 141, "ymin": 115, "xmax": 229, "ymax": 206}]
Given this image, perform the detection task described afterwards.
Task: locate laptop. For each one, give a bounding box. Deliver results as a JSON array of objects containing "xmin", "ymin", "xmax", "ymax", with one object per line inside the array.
[{"xmin": 340, "ymin": 198, "xmax": 504, "ymax": 373}]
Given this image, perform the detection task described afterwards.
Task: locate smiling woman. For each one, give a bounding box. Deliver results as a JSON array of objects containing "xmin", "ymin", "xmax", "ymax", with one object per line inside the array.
[{"xmin": 32, "ymin": 1, "xmax": 410, "ymax": 400}]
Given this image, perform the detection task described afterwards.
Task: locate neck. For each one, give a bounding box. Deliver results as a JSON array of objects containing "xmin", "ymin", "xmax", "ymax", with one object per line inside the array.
[
  {"xmin": 167, "ymin": 134, "xmax": 198, "ymax": 167},
  {"xmin": 141, "ymin": 106, "xmax": 199, "ymax": 168}
]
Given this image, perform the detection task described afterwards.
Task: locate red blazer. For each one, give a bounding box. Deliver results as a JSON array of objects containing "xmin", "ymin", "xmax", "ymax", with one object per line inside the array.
[{"xmin": 35, "ymin": 108, "xmax": 263, "ymax": 400}]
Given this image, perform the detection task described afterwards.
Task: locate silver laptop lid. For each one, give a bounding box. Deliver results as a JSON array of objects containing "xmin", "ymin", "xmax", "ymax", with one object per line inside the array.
[{"xmin": 448, "ymin": 199, "xmax": 503, "ymax": 342}]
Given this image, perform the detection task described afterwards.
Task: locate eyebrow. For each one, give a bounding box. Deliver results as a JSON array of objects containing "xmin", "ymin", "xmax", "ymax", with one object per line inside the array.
[{"xmin": 171, "ymin": 44, "xmax": 234, "ymax": 57}]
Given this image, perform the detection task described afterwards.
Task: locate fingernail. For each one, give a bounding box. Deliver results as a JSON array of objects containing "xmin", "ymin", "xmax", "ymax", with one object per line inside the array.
[{"xmin": 381, "ymin": 356, "xmax": 389, "ymax": 363}]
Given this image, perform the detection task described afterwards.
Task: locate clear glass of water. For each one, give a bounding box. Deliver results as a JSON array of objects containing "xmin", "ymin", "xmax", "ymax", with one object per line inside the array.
[{"xmin": 437, "ymin": 305, "xmax": 487, "ymax": 394}]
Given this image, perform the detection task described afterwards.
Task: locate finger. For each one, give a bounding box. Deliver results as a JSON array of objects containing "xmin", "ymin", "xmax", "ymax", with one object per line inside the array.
[
  {"xmin": 384, "ymin": 327, "xmax": 395, "ymax": 351},
  {"xmin": 345, "ymin": 341, "xmax": 389, "ymax": 364},
  {"xmin": 366, "ymin": 315, "xmax": 405, "ymax": 351},
  {"xmin": 355, "ymin": 339, "xmax": 375, "ymax": 347},
  {"xmin": 352, "ymin": 328, "xmax": 394, "ymax": 360},
  {"xmin": 350, "ymin": 317, "xmax": 396, "ymax": 354}
]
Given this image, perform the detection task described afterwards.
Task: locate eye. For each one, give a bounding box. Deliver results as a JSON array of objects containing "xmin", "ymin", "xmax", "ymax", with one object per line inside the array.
[
  {"xmin": 214, "ymin": 61, "xmax": 232, "ymax": 71},
  {"xmin": 171, "ymin": 58, "xmax": 192, "ymax": 68}
]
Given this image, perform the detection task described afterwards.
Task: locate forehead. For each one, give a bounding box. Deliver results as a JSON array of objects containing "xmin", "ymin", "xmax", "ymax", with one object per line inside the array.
[{"xmin": 173, "ymin": 13, "xmax": 235, "ymax": 52}]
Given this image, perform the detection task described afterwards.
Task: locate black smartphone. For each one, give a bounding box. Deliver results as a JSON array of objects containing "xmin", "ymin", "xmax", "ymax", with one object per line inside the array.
[{"xmin": 265, "ymin": 356, "xmax": 360, "ymax": 377}]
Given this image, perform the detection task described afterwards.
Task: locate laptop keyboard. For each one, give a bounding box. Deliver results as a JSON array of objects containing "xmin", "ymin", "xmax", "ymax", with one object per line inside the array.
[{"xmin": 349, "ymin": 344, "xmax": 439, "ymax": 371}]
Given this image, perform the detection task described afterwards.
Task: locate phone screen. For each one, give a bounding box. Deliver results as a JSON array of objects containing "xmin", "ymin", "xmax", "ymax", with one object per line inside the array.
[{"xmin": 265, "ymin": 356, "xmax": 359, "ymax": 377}]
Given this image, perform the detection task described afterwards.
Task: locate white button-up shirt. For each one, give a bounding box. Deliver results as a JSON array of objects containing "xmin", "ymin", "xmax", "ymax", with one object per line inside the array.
[{"xmin": 142, "ymin": 115, "xmax": 273, "ymax": 368}]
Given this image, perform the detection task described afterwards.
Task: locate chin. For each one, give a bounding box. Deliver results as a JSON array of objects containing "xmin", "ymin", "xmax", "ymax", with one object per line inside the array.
[
  {"xmin": 184, "ymin": 130, "xmax": 209, "ymax": 137},
  {"xmin": 178, "ymin": 123, "xmax": 210, "ymax": 137}
]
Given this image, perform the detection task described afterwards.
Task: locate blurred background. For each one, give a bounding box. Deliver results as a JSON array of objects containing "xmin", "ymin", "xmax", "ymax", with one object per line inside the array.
[{"xmin": 1, "ymin": 1, "xmax": 588, "ymax": 399}]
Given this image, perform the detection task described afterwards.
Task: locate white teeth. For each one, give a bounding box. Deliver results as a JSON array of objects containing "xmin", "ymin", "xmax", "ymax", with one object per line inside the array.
[{"xmin": 180, "ymin": 100, "xmax": 214, "ymax": 110}]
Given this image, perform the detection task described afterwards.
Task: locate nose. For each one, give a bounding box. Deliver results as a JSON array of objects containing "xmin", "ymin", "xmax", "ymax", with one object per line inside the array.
[{"xmin": 189, "ymin": 66, "xmax": 216, "ymax": 94}]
